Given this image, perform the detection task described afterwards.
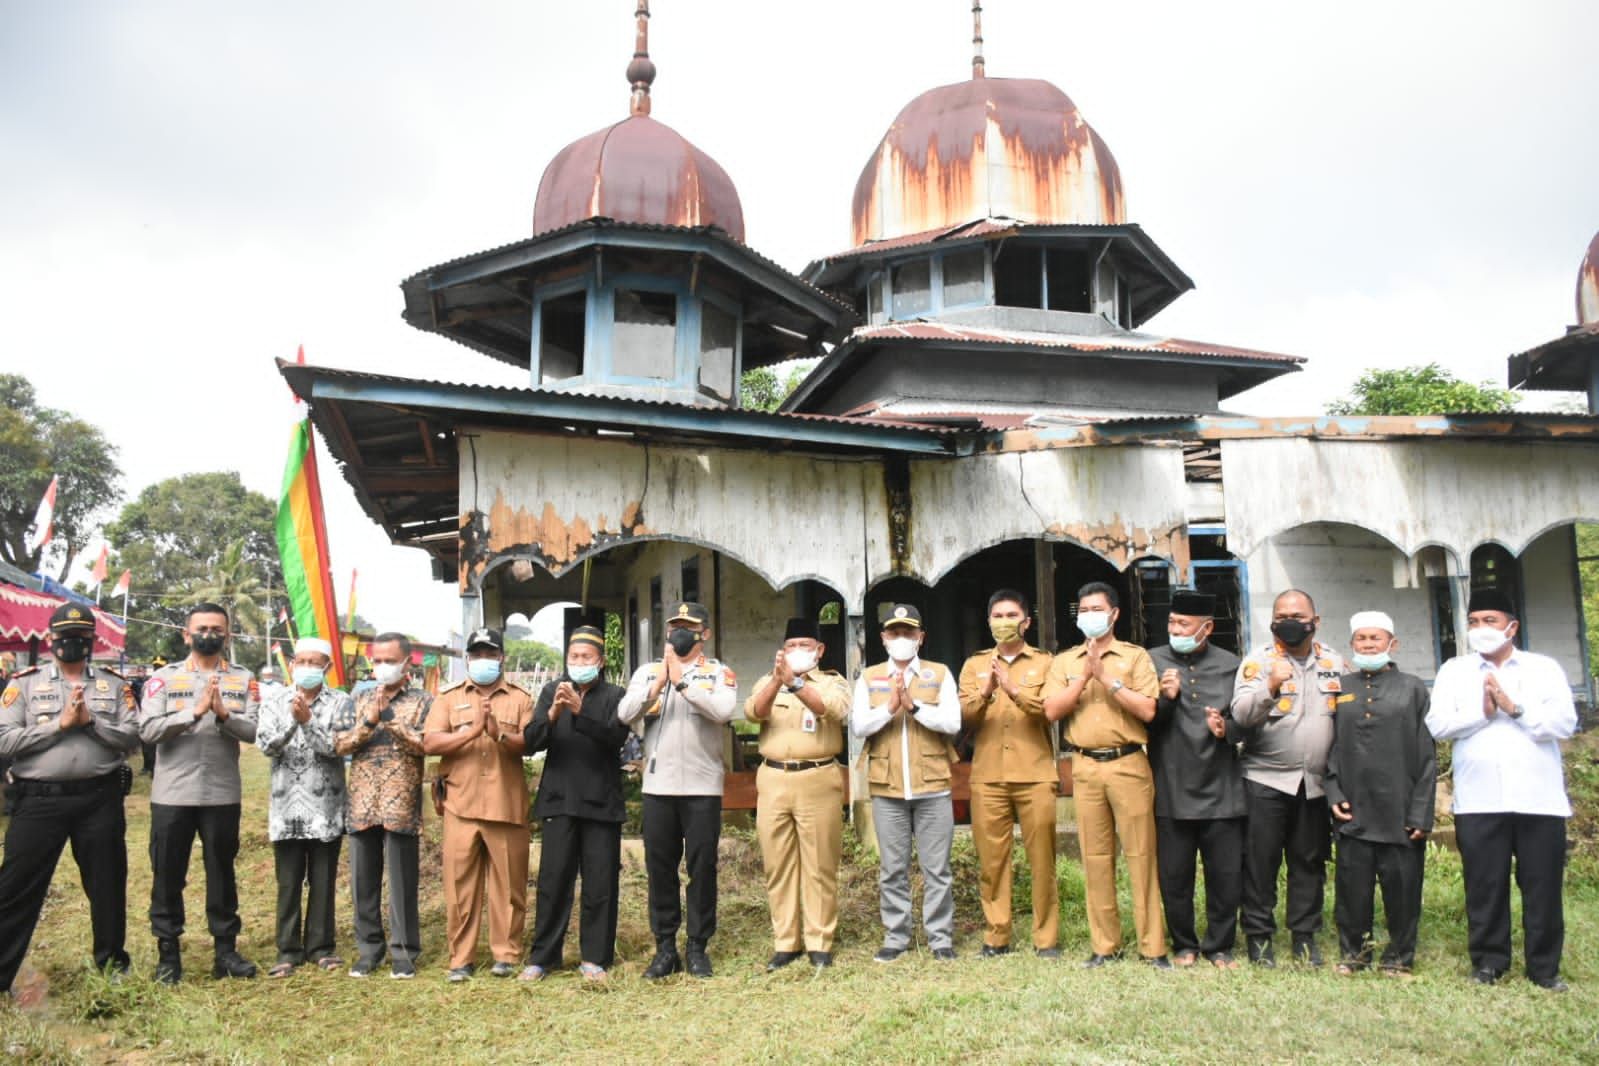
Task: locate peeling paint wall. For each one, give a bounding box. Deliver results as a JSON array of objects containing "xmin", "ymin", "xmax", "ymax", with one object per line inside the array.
[{"xmin": 1520, "ymin": 526, "xmax": 1588, "ymax": 688}]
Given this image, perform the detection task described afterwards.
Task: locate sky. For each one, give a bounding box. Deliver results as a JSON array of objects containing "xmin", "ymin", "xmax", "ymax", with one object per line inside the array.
[{"xmin": 4, "ymin": 0, "xmax": 1596, "ymax": 649}]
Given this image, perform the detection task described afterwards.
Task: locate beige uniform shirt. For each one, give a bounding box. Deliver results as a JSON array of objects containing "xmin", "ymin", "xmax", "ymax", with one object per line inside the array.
[
  {"xmin": 958, "ymin": 644, "xmax": 1054, "ymax": 785},
  {"xmin": 747, "ymin": 669, "xmax": 850, "ymax": 763},
  {"xmin": 1043, "ymin": 640, "xmax": 1159, "ymax": 750},
  {"xmin": 424, "ymin": 677, "xmax": 534, "ymax": 826}
]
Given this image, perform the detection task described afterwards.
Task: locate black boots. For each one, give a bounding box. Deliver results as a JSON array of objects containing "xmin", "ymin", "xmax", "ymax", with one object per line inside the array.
[
  {"xmin": 154, "ymin": 939, "xmax": 182, "ymax": 985},
  {"xmin": 684, "ymin": 939, "xmax": 712, "ymax": 979},
  {"xmin": 211, "ymin": 938, "xmax": 258, "ymax": 980},
  {"xmin": 642, "ymin": 942, "xmax": 681, "ymax": 980}
]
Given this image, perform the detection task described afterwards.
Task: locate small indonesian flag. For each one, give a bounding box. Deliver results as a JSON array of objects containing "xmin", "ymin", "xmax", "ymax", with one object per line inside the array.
[
  {"xmin": 277, "ymin": 605, "xmax": 289, "ymax": 625},
  {"xmin": 113, "ymin": 570, "xmax": 132, "ymax": 596},
  {"xmin": 25, "ymin": 475, "xmax": 57, "ymax": 554},
  {"xmin": 91, "ymin": 543, "xmax": 109, "ymax": 584}
]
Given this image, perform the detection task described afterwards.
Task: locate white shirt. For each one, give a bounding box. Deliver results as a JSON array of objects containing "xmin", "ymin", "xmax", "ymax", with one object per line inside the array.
[
  {"xmin": 1425, "ymin": 648, "xmax": 1577, "ymax": 817},
  {"xmin": 849, "ymin": 656, "xmax": 961, "ymax": 800}
]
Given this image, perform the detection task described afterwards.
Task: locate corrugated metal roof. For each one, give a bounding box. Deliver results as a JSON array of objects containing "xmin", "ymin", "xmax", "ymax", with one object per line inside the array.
[
  {"xmin": 813, "ymin": 219, "xmax": 1021, "ymax": 264},
  {"xmin": 847, "ymin": 320, "xmax": 1306, "ymax": 365}
]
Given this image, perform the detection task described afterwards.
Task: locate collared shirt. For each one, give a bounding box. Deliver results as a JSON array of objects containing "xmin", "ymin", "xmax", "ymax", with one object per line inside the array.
[
  {"xmin": 0, "ymin": 663, "xmax": 140, "ymax": 780},
  {"xmin": 257, "ymin": 684, "xmax": 351, "ymax": 842},
  {"xmin": 423, "ymin": 676, "xmax": 535, "ymax": 825},
  {"xmin": 1325, "ymin": 665, "xmax": 1436, "ymax": 843},
  {"xmin": 957, "ymin": 644, "xmax": 1054, "ymax": 785},
  {"xmin": 1230, "ymin": 640, "xmax": 1349, "ymax": 799},
  {"xmin": 849, "ymin": 657, "xmax": 961, "ymax": 800},
  {"xmin": 139, "ymin": 655, "xmax": 261, "ymax": 806},
  {"xmin": 333, "ymin": 682, "xmax": 432, "ymax": 835},
  {"xmin": 1148, "ymin": 642, "xmax": 1245, "ymax": 820},
  {"xmin": 1425, "ymin": 648, "xmax": 1576, "ymax": 817},
  {"xmin": 1043, "ymin": 640, "xmax": 1160, "ymax": 750},
  {"xmin": 619, "ymin": 655, "xmax": 738, "ymax": 797},
  {"xmin": 747, "ymin": 669, "xmax": 851, "ymax": 763}
]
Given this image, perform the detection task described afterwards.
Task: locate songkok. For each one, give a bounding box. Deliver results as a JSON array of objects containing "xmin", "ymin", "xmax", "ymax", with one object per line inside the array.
[
  {"xmin": 569, "ymin": 625, "xmax": 605, "ymax": 649},
  {"xmin": 1168, "ymin": 589, "xmax": 1216, "ymax": 618},
  {"xmin": 784, "ymin": 617, "xmax": 820, "ymax": 641},
  {"xmin": 1466, "ymin": 587, "xmax": 1516, "ymax": 617}
]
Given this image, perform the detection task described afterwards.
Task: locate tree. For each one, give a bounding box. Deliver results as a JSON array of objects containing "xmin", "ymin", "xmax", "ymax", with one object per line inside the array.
[
  {"xmin": 1326, "ymin": 363, "xmax": 1519, "ymax": 415},
  {"xmin": 504, "ymin": 639, "xmax": 561, "ymax": 673},
  {"xmin": 0, "ymin": 374, "xmax": 123, "ymax": 576},
  {"xmin": 1580, "ymin": 524, "xmax": 1599, "ymax": 686},
  {"xmin": 739, "ymin": 362, "xmax": 814, "ymax": 413},
  {"xmin": 182, "ymin": 539, "xmax": 269, "ymax": 645},
  {"xmin": 104, "ymin": 472, "xmax": 283, "ymax": 663}
]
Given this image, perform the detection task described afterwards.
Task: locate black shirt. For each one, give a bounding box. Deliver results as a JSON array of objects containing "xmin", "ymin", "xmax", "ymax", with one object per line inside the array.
[
  {"xmin": 1324, "ymin": 665, "xmax": 1435, "ymax": 844},
  {"xmin": 1149, "ymin": 642, "xmax": 1245, "ymax": 820},
  {"xmin": 523, "ymin": 677, "xmax": 631, "ymax": 823}
]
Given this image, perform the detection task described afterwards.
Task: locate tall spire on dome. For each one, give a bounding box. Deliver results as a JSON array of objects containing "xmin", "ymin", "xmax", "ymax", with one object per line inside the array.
[
  {"xmin": 971, "ymin": 2, "xmax": 985, "ymax": 79},
  {"xmin": 628, "ymin": 1, "xmax": 656, "ymax": 116}
]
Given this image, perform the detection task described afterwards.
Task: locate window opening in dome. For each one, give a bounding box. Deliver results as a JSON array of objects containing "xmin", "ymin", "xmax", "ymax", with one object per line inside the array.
[
  {"xmin": 613, "ymin": 287, "xmax": 678, "ymax": 380},
  {"xmin": 941, "ymin": 248, "xmax": 987, "ymax": 309},
  {"xmin": 891, "ymin": 259, "xmax": 933, "ymax": 319},
  {"xmin": 1045, "ymin": 249, "xmax": 1091, "ymax": 313},
  {"xmin": 698, "ymin": 299, "xmax": 738, "ymax": 403},
  {"xmin": 866, "ymin": 272, "xmax": 885, "ymax": 323},
  {"xmin": 535, "ymin": 286, "xmax": 588, "ymax": 384},
  {"xmin": 993, "ymin": 245, "xmax": 1042, "ymax": 309}
]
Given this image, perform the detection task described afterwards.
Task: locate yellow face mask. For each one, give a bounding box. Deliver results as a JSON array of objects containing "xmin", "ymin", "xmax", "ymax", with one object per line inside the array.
[{"xmin": 989, "ymin": 619, "xmax": 1023, "ymax": 645}]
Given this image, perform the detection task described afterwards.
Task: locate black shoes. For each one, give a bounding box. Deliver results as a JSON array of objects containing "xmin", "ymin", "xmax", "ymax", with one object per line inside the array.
[
  {"xmin": 979, "ymin": 944, "xmax": 1011, "ymax": 958},
  {"xmin": 212, "ymin": 940, "xmax": 257, "ymax": 980},
  {"xmin": 1247, "ymin": 938, "xmax": 1276, "ymax": 968},
  {"xmin": 1082, "ymin": 952, "xmax": 1123, "ymax": 969},
  {"xmin": 766, "ymin": 951, "xmax": 802, "ymax": 972},
  {"xmin": 154, "ymin": 939, "xmax": 182, "ymax": 985},
  {"xmin": 1470, "ymin": 967, "xmax": 1502, "ymax": 985},
  {"xmin": 807, "ymin": 951, "xmax": 833, "ymax": 969},
  {"xmin": 1144, "ymin": 955, "xmax": 1173, "ymax": 970},
  {"xmin": 873, "ymin": 946, "xmax": 905, "ymax": 963},
  {"xmin": 932, "ymin": 947, "xmax": 958, "ymax": 961},
  {"xmin": 1291, "ymin": 937, "xmax": 1323, "ymax": 968},
  {"xmin": 1531, "ymin": 975, "xmax": 1569, "ymax": 992},
  {"xmin": 684, "ymin": 939, "xmax": 713, "ymax": 979},
  {"xmin": 642, "ymin": 945, "xmax": 682, "ymax": 980},
  {"xmin": 1036, "ymin": 947, "xmax": 1062, "ymax": 959}
]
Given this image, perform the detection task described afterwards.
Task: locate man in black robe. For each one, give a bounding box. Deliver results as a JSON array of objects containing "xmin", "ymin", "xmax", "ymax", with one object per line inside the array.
[{"xmin": 1148, "ymin": 589, "xmax": 1245, "ymax": 967}]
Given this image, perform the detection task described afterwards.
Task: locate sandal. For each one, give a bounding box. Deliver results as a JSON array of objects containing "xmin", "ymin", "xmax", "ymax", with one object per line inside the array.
[
  {"xmin": 1172, "ymin": 950, "xmax": 1199, "ymax": 967},
  {"xmin": 267, "ymin": 962, "xmax": 296, "ymax": 979},
  {"xmin": 1333, "ymin": 962, "xmax": 1358, "ymax": 976},
  {"xmin": 578, "ymin": 962, "xmax": 608, "ymax": 982},
  {"xmin": 316, "ymin": 955, "xmax": 345, "ymax": 971},
  {"xmin": 517, "ymin": 964, "xmax": 547, "ymax": 982}
]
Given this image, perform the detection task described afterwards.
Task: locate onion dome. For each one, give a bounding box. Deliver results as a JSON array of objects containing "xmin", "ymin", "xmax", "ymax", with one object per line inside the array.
[{"xmin": 1579, "ymin": 231, "xmax": 1598, "ymax": 326}]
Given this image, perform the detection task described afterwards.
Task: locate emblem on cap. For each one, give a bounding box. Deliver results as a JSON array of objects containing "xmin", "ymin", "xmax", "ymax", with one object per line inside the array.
[
  {"xmin": 679, "ymin": 604, "xmax": 690, "ymax": 617},
  {"xmin": 894, "ymin": 607, "xmax": 907, "ymax": 619}
]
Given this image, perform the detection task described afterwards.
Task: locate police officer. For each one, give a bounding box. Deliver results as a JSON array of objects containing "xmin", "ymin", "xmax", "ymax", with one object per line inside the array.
[{"xmin": 0, "ymin": 603, "xmax": 140, "ymax": 996}]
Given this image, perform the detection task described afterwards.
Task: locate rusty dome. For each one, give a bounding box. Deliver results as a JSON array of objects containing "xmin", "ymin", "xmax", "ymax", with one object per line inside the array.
[
  {"xmin": 531, "ymin": 115, "xmax": 745, "ymax": 242},
  {"xmin": 851, "ymin": 77, "xmax": 1124, "ymax": 248},
  {"xmin": 1578, "ymin": 231, "xmax": 1599, "ymax": 325}
]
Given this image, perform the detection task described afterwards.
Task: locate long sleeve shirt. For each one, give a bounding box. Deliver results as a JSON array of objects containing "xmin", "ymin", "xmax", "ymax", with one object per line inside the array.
[
  {"xmin": 1230, "ymin": 641, "xmax": 1348, "ymax": 799},
  {"xmin": 1148, "ymin": 642, "xmax": 1245, "ymax": 820},
  {"xmin": 525, "ymin": 678, "xmax": 631, "ymax": 822},
  {"xmin": 747, "ymin": 668, "xmax": 851, "ymax": 763},
  {"xmin": 957, "ymin": 645, "xmax": 1054, "ymax": 785},
  {"xmin": 423, "ymin": 677, "xmax": 535, "ymax": 826},
  {"xmin": 1324, "ymin": 665, "xmax": 1436, "ymax": 843},
  {"xmin": 1425, "ymin": 648, "xmax": 1576, "ymax": 817},
  {"xmin": 138, "ymin": 656, "xmax": 260, "ymax": 806},
  {"xmin": 333, "ymin": 683, "xmax": 431, "ymax": 835},
  {"xmin": 0, "ymin": 663, "xmax": 140, "ymax": 780},
  {"xmin": 618, "ymin": 655, "xmax": 737, "ymax": 797},
  {"xmin": 850, "ymin": 657, "xmax": 961, "ymax": 800},
  {"xmin": 256, "ymin": 685, "xmax": 351, "ymax": 842}
]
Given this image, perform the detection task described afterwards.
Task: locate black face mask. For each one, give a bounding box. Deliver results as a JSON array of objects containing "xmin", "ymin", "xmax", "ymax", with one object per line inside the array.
[
  {"xmin": 1270, "ymin": 619, "xmax": 1315, "ymax": 648},
  {"xmin": 191, "ymin": 632, "xmax": 226, "ymax": 656},
  {"xmin": 667, "ymin": 627, "xmax": 701, "ymax": 657},
  {"xmin": 52, "ymin": 635, "xmax": 93, "ymax": 663}
]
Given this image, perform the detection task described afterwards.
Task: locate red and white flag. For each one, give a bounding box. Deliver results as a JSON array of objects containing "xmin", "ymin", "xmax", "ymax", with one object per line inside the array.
[
  {"xmin": 113, "ymin": 570, "xmax": 132, "ymax": 596},
  {"xmin": 25, "ymin": 476, "xmax": 57, "ymax": 554},
  {"xmin": 277, "ymin": 605, "xmax": 289, "ymax": 625},
  {"xmin": 91, "ymin": 543, "xmax": 109, "ymax": 585}
]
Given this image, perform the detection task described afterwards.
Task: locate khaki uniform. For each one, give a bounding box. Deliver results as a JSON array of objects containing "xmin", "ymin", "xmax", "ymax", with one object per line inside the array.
[
  {"xmin": 747, "ymin": 669, "xmax": 851, "ymax": 953},
  {"xmin": 958, "ymin": 644, "xmax": 1058, "ymax": 950},
  {"xmin": 424, "ymin": 676, "xmax": 534, "ymax": 969},
  {"xmin": 858, "ymin": 662, "xmax": 959, "ymax": 798},
  {"xmin": 1044, "ymin": 641, "xmax": 1163, "ymax": 958}
]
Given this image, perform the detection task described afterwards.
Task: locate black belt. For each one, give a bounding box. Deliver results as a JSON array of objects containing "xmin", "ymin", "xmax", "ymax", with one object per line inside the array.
[
  {"xmin": 1070, "ymin": 744, "xmax": 1144, "ymax": 763},
  {"xmin": 762, "ymin": 758, "xmax": 836, "ymax": 772},
  {"xmin": 11, "ymin": 771, "xmax": 121, "ymax": 797}
]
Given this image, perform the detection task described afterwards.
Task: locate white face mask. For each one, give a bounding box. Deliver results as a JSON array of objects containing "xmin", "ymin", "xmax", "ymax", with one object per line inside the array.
[
  {"xmin": 1468, "ymin": 625, "xmax": 1511, "ymax": 656},
  {"xmin": 884, "ymin": 636, "xmax": 919, "ymax": 662},
  {"xmin": 1077, "ymin": 610, "xmax": 1112, "ymax": 639},
  {"xmin": 372, "ymin": 661, "xmax": 406, "ymax": 687},
  {"xmin": 784, "ymin": 649, "xmax": 818, "ymax": 674}
]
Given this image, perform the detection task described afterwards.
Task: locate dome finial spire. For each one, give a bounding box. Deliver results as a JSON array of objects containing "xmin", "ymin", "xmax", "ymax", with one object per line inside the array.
[
  {"xmin": 627, "ymin": 1, "xmax": 656, "ymax": 117},
  {"xmin": 971, "ymin": 2, "xmax": 985, "ymax": 79}
]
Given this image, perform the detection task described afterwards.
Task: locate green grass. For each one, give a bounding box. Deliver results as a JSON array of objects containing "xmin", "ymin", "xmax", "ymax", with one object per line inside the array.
[{"xmin": 6, "ymin": 740, "xmax": 1599, "ymax": 1065}]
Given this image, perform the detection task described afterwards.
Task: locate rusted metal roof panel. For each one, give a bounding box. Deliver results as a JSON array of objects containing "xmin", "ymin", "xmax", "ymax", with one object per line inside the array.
[
  {"xmin": 848, "ymin": 320, "xmax": 1305, "ymax": 365},
  {"xmin": 814, "ymin": 219, "xmax": 1020, "ymax": 264},
  {"xmin": 1580, "ymin": 230, "xmax": 1599, "ymax": 325},
  {"xmin": 1507, "ymin": 320, "xmax": 1599, "ymax": 391}
]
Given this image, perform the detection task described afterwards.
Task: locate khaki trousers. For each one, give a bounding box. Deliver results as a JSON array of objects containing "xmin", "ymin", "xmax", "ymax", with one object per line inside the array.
[
  {"xmin": 442, "ymin": 808, "xmax": 529, "ymax": 969},
  {"xmin": 971, "ymin": 780, "xmax": 1059, "ymax": 949},
  {"xmin": 1072, "ymin": 752, "xmax": 1164, "ymax": 958},
  {"xmin": 755, "ymin": 763, "xmax": 845, "ymax": 952}
]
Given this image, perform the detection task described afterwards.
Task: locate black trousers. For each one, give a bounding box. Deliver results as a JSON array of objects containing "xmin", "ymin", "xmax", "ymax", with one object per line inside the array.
[
  {"xmin": 528, "ymin": 815, "xmax": 622, "ymax": 969},
  {"xmin": 348, "ymin": 827, "xmax": 421, "ymax": 969},
  {"xmin": 1156, "ymin": 815, "xmax": 1244, "ymax": 957},
  {"xmin": 148, "ymin": 802, "xmax": 243, "ymax": 942},
  {"xmin": 642, "ymin": 794, "xmax": 721, "ymax": 945},
  {"xmin": 273, "ymin": 838, "xmax": 342, "ymax": 964},
  {"xmin": 1455, "ymin": 812, "xmax": 1566, "ymax": 981},
  {"xmin": 0, "ymin": 779, "xmax": 128, "ymax": 993},
  {"xmin": 1241, "ymin": 779, "xmax": 1330, "ymax": 940},
  {"xmin": 1334, "ymin": 834, "xmax": 1424, "ymax": 969}
]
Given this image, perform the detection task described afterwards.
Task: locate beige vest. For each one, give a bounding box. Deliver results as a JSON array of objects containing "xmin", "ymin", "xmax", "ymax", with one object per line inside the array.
[{"xmin": 860, "ymin": 660, "xmax": 958, "ymax": 797}]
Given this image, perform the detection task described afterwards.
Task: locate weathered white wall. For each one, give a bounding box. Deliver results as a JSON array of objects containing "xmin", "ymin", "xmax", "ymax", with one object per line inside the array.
[{"xmin": 1520, "ymin": 526, "xmax": 1589, "ymax": 687}]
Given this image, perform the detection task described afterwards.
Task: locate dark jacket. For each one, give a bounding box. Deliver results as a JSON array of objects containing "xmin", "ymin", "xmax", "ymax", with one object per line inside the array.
[
  {"xmin": 1149, "ymin": 642, "xmax": 1246, "ymax": 820},
  {"xmin": 524, "ymin": 677, "xmax": 630, "ymax": 823},
  {"xmin": 1324, "ymin": 664, "xmax": 1436, "ymax": 844}
]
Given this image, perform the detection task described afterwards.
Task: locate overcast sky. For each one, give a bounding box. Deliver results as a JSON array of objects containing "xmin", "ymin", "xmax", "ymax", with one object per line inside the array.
[{"xmin": 4, "ymin": 0, "xmax": 1596, "ymax": 647}]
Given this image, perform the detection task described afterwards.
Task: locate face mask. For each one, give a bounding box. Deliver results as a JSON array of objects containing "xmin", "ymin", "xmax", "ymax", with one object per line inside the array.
[
  {"xmin": 468, "ymin": 658, "xmax": 502, "ymax": 685},
  {"xmin": 371, "ymin": 662, "xmax": 407, "ymax": 687},
  {"xmin": 1351, "ymin": 651, "xmax": 1391, "ymax": 672},
  {"xmin": 292, "ymin": 666, "xmax": 325, "ymax": 690},
  {"xmin": 667, "ymin": 627, "xmax": 701, "ymax": 657},
  {"xmin": 1077, "ymin": 611, "xmax": 1112, "ymax": 639},
  {"xmin": 884, "ymin": 636, "xmax": 919, "ymax": 662},
  {"xmin": 568, "ymin": 663, "xmax": 601, "ymax": 685},
  {"xmin": 784, "ymin": 649, "xmax": 818, "ymax": 674},
  {"xmin": 191, "ymin": 632, "xmax": 226, "ymax": 656},
  {"xmin": 52, "ymin": 635, "xmax": 93, "ymax": 663},
  {"xmin": 1270, "ymin": 619, "xmax": 1314, "ymax": 647},
  {"xmin": 1468, "ymin": 626, "xmax": 1511, "ymax": 656},
  {"xmin": 1169, "ymin": 633, "xmax": 1202, "ymax": 655},
  {"xmin": 989, "ymin": 619, "xmax": 1023, "ymax": 645}
]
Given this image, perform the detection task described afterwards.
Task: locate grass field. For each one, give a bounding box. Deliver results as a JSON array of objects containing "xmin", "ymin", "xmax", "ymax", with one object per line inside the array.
[{"xmin": 5, "ymin": 739, "xmax": 1599, "ymax": 1065}]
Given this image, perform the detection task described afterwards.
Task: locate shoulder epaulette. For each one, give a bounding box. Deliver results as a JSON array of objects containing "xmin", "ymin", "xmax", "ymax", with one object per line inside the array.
[
  {"xmin": 99, "ymin": 666, "xmax": 126, "ymax": 680},
  {"xmin": 9, "ymin": 665, "xmax": 40, "ymax": 679},
  {"xmin": 439, "ymin": 678, "xmax": 466, "ymax": 693}
]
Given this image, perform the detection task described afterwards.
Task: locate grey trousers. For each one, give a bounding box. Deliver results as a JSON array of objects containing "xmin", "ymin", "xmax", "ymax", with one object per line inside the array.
[
  {"xmin": 349, "ymin": 827, "xmax": 421, "ymax": 969},
  {"xmin": 872, "ymin": 793, "xmax": 955, "ymax": 950},
  {"xmin": 273, "ymin": 838, "xmax": 341, "ymax": 964}
]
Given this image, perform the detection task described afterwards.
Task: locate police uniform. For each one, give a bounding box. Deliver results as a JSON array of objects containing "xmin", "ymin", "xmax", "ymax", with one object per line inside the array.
[
  {"xmin": 1231, "ymin": 634, "xmax": 1349, "ymax": 960},
  {"xmin": 617, "ymin": 601, "xmax": 738, "ymax": 977},
  {"xmin": 0, "ymin": 604, "xmax": 139, "ymax": 994}
]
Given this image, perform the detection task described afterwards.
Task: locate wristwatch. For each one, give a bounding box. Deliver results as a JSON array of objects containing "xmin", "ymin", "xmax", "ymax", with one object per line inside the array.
[
  {"xmin": 788, "ymin": 676, "xmax": 806, "ymax": 693},
  {"xmin": 1509, "ymin": 703, "xmax": 1525, "ymax": 719},
  {"xmin": 674, "ymin": 679, "xmax": 689, "ymax": 693},
  {"xmin": 1110, "ymin": 679, "xmax": 1125, "ymax": 694}
]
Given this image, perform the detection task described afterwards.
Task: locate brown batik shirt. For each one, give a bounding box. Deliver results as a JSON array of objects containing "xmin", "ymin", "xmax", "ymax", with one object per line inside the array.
[{"xmin": 333, "ymin": 683, "xmax": 432, "ymax": 835}]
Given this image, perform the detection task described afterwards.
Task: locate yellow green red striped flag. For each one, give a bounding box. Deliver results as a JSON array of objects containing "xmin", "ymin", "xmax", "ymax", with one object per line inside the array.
[{"xmin": 276, "ymin": 418, "xmax": 347, "ymax": 688}]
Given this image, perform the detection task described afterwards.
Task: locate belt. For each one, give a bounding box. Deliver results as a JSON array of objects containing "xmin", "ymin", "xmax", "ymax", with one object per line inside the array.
[
  {"xmin": 762, "ymin": 758, "xmax": 836, "ymax": 772},
  {"xmin": 11, "ymin": 771, "xmax": 121, "ymax": 796},
  {"xmin": 1069, "ymin": 743, "xmax": 1144, "ymax": 763}
]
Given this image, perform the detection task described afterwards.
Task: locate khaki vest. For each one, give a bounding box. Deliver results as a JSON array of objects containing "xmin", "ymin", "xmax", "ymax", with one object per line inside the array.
[{"xmin": 860, "ymin": 660, "xmax": 958, "ymax": 797}]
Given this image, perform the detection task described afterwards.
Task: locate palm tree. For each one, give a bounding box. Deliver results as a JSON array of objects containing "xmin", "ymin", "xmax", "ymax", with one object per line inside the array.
[{"xmin": 182, "ymin": 539, "xmax": 268, "ymax": 641}]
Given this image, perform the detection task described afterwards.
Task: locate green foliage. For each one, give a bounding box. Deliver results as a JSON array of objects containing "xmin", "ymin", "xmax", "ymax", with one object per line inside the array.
[
  {"xmin": 738, "ymin": 362, "xmax": 814, "ymax": 412},
  {"xmin": 504, "ymin": 638, "xmax": 561, "ymax": 673},
  {"xmin": 181, "ymin": 539, "xmax": 268, "ymax": 643},
  {"xmin": 1579, "ymin": 524, "xmax": 1599, "ymax": 683},
  {"xmin": 604, "ymin": 610, "xmax": 626, "ymax": 681},
  {"xmin": 1326, "ymin": 363, "xmax": 1519, "ymax": 415},
  {"xmin": 0, "ymin": 374, "xmax": 123, "ymax": 576},
  {"xmin": 103, "ymin": 472, "xmax": 282, "ymax": 664}
]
